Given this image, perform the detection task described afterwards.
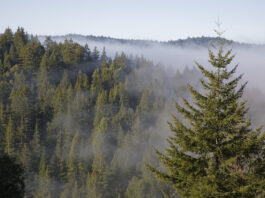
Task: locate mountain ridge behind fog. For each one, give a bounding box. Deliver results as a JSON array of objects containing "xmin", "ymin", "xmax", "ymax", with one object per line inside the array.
[{"xmin": 38, "ymin": 34, "xmax": 264, "ymax": 48}]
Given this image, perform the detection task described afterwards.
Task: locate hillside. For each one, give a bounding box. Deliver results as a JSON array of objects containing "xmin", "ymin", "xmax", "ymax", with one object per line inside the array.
[{"xmin": 38, "ymin": 34, "xmax": 259, "ymax": 48}]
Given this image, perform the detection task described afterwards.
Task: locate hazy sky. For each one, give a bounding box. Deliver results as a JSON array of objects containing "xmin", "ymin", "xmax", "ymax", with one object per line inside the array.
[{"xmin": 1, "ymin": 0, "xmax": 265, "ymax": 43}]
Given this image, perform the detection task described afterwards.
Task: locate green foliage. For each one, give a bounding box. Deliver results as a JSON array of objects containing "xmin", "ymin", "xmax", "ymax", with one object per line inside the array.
[
  {"xmin": 20, "ymin": 36, "xmax": 44, "ymax": 72},
  {"xmin": 62, "ymin": 39, "xmax": 85, "ymax": 66},
  {"xmin": 4, "ymin": 116, "xmax": 15, "ymax": 155},
  {"xmin": 1, "ymin": 27, "xmax": 256, "ymax": 198},
  {"xmin": 146, "ymin": 35, "xmax": 265, "ymax": 197}
]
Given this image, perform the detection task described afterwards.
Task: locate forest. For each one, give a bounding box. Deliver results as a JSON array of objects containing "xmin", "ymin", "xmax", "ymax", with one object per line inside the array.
[
  {"xmin": 0, "ymin": 27, "xmax": 264, "ymax": 198},
  {"xmin": 0, "ymin": 27, "xmax": 195, "ymax": 197}
]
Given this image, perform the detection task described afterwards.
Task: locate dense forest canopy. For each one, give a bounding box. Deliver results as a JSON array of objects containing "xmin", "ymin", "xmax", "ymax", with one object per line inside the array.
[
  {"xmin": 0, "ymin": 27, "xmax": 197, "ymax": 197},
  {"xmin": 0, "ymin": 27, "xmax": 264, "ymax": 197}
]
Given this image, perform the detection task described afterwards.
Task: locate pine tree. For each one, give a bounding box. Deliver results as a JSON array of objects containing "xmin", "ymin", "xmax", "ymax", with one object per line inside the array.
[
  {"xmin": 4, "ymin": 116, "xmax": 15, "ymax": 156},
  {"xmin": 67, "ymin": 130, "xmax": 80, "ymax": 182},
  {"xmin": 92, "ymin": 46, "xmax": 100, "ymax": 61},
  {"xmin": 20, "ymin": 37, "xmax": 44, "ymax": 72},
  {"xmin": 30, "ymin": 121, "xmax": 41, "ymax": 171},
  {"xmin": 19, "ymin": 143, "xmax": 31, "ymax": 171},
  {"xmin": 0, "ymin": 28, "xmax": 13, "ymax": 53},
  {"xmin": 9, "ymin": 44, "xmax": 18, "ymax": 65},
  {"xmin": 146, "ymin": 30, "xmax": 265, "ymax": 197},
  {"xmin": 13, "ymin": 27, "xmax": 28, "ymax": 55},
  {"xmin": 100, "ymin": 47, "xmax": 108, "ymax": 68},
  {"xmin": 84, "ymin": 43, "xmax": 91, "ymax": 62},
  {"xmin": 35, "ymin": 150, "xmax": 51, "ymax": 198}
]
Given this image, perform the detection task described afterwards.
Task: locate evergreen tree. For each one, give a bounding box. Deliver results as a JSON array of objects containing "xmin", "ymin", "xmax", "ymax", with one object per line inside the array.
[
  {"xmin": 146, "ymin": 32, "xmax": 265, "ymax": 197},
  {"xmin": 84, "ymin": 43, "xmax": 91, "ymax": 62},
  {"xmin": 4, "ymin": 116, "xmax": 15, "ymax": 156},
  {"xmin": 13, "ymin": 27, "xmax": 28, "ymax": 55},
  {"xmin": 100, "ymin": 47, "xmax": 108, "ymax": 68},
  {"xmin": 9, "ymin": 44, "xmax": 18, "ymax": 65},
  {"xmin": 0, "ymin": 28, "xmax": 13, "ymax": 55},
  {"xmin": 3, "ymin": 52, "xmax": 12, "ymax": 72},
  {"xmin": 19, "ymin": 143, "xmax": 31, "ymax": 171},
  {"xmin": 92, "ymin": 46, "xmax": 100, "ymax": 61},
  {"xmin": 30, "ymin": 121, "xmax": 41, "ymax": 171},
  {"xmin": 20, "ymin": 37, "xmax": 44, "ymax": 72},
  {"xmin": 67, "ymin": 130, "xmax": 80, "ymax": 181},
  {"xmin": 34, "ymin": 150, "xmax": 51, "ymax": 198}
]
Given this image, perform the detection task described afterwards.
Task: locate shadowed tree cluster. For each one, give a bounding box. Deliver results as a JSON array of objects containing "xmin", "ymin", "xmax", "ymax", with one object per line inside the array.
[{"xmin": 0, "ymin": 153, "xmax": 24, "ymax": 198}]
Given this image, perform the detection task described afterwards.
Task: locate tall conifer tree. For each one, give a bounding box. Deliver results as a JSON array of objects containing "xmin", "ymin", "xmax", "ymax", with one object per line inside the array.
[
  {"xmin": 146, "ymin": 29, "xmax": 265, "ymax": 197},
  {"xmin": 4, "ymin": 116, "xmax": 15, "ymax": 156}
]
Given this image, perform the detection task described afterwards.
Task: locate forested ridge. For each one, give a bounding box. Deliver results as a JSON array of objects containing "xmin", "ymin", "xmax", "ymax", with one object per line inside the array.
[
  {"xmin": 1, "ymin": 27, "xmax": 264, "ymax": 197},
  {"xmin": 38, "ymin": 34, "xmax": 257, "ymax": 49},
  {"xmin": 0, "ymin": 27, "xmax": 203, "ymax": 197}
]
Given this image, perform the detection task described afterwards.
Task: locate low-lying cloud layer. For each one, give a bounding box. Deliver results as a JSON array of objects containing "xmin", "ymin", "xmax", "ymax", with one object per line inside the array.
[{"xmin": 40, "ymin": 34, "xmax": 265, "ymax": 127}]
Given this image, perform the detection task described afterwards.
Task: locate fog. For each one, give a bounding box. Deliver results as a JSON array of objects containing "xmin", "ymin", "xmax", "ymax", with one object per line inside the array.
[
  {"xmin": 21, "ymin": 34, "xmax": 265, "ymax": 197},
  {"xmin": 39, "ymin": 35, "xmax": 265, "ymax": 88},
  {"xmin": 40, "ymin": 35, "xmax": 265, "ymax": 127},
  {"xmin": 38, "ymin": 34, "xmax": 265, "ymax": 145}
]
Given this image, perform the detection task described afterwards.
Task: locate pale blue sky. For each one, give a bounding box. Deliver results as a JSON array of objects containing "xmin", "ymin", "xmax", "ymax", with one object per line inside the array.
[{"xmin": 1, "ymin": 0, "xmax": 265, "ymax": 43}]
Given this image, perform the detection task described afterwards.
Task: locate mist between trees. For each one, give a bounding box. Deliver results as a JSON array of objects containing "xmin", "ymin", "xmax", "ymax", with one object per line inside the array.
[{"xmin": 0, "ymin": 27, "xmax": 264, "ymax": 197}]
